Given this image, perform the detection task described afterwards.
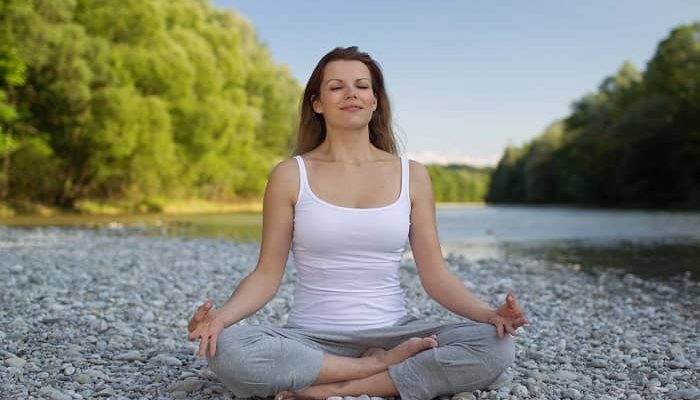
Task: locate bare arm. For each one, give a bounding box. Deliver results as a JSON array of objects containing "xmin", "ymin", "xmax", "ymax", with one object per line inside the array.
[
  {"xmin": 408, "ymin": 161, "xmax": 494, "ymax": 323},
  {"xmin": 216, "ymin": 159, "xmax": 298, "ymax": 328}
]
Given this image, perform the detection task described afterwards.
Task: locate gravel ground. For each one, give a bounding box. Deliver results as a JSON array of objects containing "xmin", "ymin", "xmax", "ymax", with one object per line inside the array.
[{"xmin": 1, "ymin": 226, "xmax": 699, "ymax": 400}]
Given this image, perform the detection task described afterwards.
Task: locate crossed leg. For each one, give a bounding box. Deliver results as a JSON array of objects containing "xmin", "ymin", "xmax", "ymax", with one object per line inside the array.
[
  {"xmin": 311, "ymin": 336, "xmax": 437, "ymax": 385},
  {"xmin": 277, "ymin": 369, "xmax": 398, "ymax": 400},
  {"xmin": 208, "ymin": 320, "xmax": 514, "ymax": 399},
  {"xmin": 276, "ymin": 341, "xmax": 433, "ymax": 400}
]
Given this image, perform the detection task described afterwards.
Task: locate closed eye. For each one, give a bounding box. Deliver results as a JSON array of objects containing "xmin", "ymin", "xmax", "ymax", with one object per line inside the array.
[{"xmin": 330, "ymin": 86, "xmax": 370, "ymax": 90}]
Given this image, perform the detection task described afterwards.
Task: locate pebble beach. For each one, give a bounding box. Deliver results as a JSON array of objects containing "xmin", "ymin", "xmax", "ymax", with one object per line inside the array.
[{"xmin": 1, "ymin": 226, "xmax": 699, "ymax": 400}]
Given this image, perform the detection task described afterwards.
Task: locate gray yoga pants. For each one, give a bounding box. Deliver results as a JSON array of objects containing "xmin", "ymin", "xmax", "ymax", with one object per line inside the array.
[{"xmin": 206, "ymin": 313, "xmax": 515, "ymax": 400}]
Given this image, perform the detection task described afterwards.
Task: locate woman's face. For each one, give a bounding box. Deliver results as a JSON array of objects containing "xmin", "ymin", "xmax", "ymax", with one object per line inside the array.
[{"xmin": 312, "ymin": 60, "xmax": 378, "ymax": 131}]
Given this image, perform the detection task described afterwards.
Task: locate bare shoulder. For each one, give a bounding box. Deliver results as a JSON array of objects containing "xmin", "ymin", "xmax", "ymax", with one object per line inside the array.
[
  {"xmin": 266, "ymin": 157, "xmax": 300, "ymax": 207},
  {"xmin": 408, "ymin": 159, "xmax": 433, "ymax": 205}
]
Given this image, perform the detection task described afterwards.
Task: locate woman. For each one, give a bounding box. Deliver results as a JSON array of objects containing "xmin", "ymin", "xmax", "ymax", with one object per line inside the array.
[{"xmin": 187, "ymin": 46, "xmax": 528, "ymax": 400}]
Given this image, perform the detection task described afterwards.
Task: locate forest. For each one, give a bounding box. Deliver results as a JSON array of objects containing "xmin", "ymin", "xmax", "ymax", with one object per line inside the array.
[
  {"xmin": 0, "ymin": 0, "xmax": 302, "ymax": 213},
  {"xmin": 487, "ymin": 23, "xmax": 700, "ymax": 209}
]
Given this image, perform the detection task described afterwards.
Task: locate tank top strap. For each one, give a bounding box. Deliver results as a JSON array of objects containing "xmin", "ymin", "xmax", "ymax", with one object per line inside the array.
[
  {"xmin": 293, "ymin": 155, "xmax": 308, "ymax": 202},
  {"xmin": 400, "ymin": 155, "xmax": 409, "ymax": 203}
]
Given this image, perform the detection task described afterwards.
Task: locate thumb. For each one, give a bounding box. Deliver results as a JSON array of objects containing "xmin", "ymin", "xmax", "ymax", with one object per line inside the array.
[{"xmin": 506, "ymin": 292, "xmax": 516, "ymax": 307}]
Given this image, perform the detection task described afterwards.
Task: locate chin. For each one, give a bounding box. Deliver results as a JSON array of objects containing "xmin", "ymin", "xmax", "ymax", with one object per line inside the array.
[{"xmin": 333, "ymin": 118, "xmax": 372, "ymax": 130}]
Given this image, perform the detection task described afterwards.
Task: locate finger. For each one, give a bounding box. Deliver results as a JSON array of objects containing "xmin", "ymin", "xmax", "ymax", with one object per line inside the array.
[
  {"xmin": 505, "ymin": 321, "xmax": 516, "ymax": 336},
  {"xmin": 496, "ymin": 321, "xmax": 504, "ymax": 339},
  {"xmin": 210, "ymin": 331, "xmax": 219, "ymax": 358},
  {"xmin": 507, "ymin": 292, "xmax": 521, "ymax": 313},
  {"xmin": 188, "ymin": 327, "xmax": 201, "ymax": 341},
  {"xmin": 189, "ymin": 331, "xmax": 204, "ymax": 342},
  {"xmin": 198, "ymin": 336, "xmax": 209, "ymax": 357}
]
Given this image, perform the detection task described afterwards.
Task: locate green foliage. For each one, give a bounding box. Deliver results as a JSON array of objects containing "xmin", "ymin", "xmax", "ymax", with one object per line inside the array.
[
  {"xmin": 1, "ymin": 0, "xmax": 302, "ymax": 209},
  {"xmin": 8, "ymin": 136, "xmax": 64, "ymax": 201},
  {"xmin": 427, "ymin": 164, "xmax": 492, "ymax": 203},
  {"xmin": 488, "ymin": 22, "xmax": 700, "ymax": 209}
]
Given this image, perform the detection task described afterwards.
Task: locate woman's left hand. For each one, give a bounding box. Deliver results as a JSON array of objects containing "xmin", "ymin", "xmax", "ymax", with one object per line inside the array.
[{"xmin": 487, "ymin": 292, "xmax": 529, "ymax": 339}]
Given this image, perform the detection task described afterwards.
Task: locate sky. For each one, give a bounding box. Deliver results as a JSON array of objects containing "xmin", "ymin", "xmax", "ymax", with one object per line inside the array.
[{"xmin": 213, "ymin": 1, "xmax": 699, "ymax": 166}]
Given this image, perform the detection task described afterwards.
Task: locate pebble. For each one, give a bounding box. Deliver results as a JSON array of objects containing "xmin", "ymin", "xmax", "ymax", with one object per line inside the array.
[
  {"xmin": 556, "ymin": 370, "xmax": 578, "ymax": 381},
  {"xmin": 169, "ymin": 378, "xmax": 205, "ymax": 393},
  {"xmin": 566, "ymin": 387, "xmax": 583, "ymax": 399},
  {"xmin": 671, "ymin": 388, "xmax": 700, "ymax": 400},
  {"xmin": 0, "ymin": 226, "xmax": 698, "ymax": 400},
  {"xmin": 4, "ymin": 357, "xmax": 27, "ymax": 368},
  {"xmin": 511, "ymin": 384, "xmax": 528, "ymax": 397},
  {"xmin": 591, "ymin": 359, "xmax": 607, "ymax": 368},
  {"xmin": 9, "ymin": 264, "xmax": 24, "ymax": 273},
  {"xmin": 76, "ymin": 373, "xmax": 91, "ymax": 384},
  {"xmin": 112, "ymin": 350, "xmax": 141, "ymax": 361},
  {"xmin": 158, "ymin": 355, "xmax": 183, "ymax": 366},
  {"xmin": 38, "ymin": 387, "xmax": 73, "ymax": 400}
]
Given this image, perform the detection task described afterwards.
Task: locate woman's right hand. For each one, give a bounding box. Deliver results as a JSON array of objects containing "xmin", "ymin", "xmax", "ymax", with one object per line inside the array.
[{"xmin": 187, "ymin": 299, "xmax": 225, "ymax": 358}]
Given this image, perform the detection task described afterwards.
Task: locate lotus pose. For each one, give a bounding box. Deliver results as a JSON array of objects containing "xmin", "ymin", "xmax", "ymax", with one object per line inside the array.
[{"xmin": 187, "ymin": 46, "xmax": 528, "ymax": 400}]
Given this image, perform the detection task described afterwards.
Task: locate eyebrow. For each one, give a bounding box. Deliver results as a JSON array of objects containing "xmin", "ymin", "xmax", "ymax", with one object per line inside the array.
[{"xmin": 325, "ymin": 78, "xmax": 371, "ymax": 85}]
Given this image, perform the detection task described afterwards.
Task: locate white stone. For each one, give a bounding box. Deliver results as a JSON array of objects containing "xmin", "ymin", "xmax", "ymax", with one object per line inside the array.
[{"xmin": 4, "ymin": 357, "xmax": 26, "ymax": 368}]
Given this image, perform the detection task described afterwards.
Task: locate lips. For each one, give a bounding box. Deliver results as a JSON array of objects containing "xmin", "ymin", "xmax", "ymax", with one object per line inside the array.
[{"xmin": 341, "ymin": 104, "xmax": 363, "ymax": 110}]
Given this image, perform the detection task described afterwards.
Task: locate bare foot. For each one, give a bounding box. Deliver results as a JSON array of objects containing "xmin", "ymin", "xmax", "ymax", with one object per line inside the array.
[
  {"xmin": 275, "ymin": 390, "xmax": 293, "ymax": 400},
  {"xmin": 275, "ymin": 387, "xmax": 326, "ymax": 400},
  {"xmin": 361, "ymin": 334, "xmax": 438, "ymax": 367}
]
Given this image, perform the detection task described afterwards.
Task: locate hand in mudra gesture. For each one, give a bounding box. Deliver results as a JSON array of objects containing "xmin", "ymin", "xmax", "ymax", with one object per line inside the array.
[
  {"xmin": 487, "ymin": 292, "xmax": 529, "ymax": 339},
  {"xmin": 187, "ymin": 299, "xmax": 225, "ymax": 358}
]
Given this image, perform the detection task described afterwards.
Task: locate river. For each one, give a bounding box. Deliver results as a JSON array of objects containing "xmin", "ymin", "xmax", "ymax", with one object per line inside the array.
[{"xmin": 2, "ymin": 204, "xmax": 699, "ymax": 280}]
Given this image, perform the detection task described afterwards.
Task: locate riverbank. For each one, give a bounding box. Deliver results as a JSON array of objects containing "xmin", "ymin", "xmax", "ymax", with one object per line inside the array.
[
  {"xmin": 1, "ymin": 226, "xmax": 698, "ymax": 399},
  {"xmin": 0, "ymin": 197, "xmax": 264, "ymax": 218}
]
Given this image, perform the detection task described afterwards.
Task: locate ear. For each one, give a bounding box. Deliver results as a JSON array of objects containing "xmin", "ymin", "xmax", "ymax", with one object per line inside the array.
[
  {"xmin": 371, "ymin": 95, "xmax": 378, "ymax": 111},
  {"xmin": 311, "ymin": 94, "xmax": 323, "ymax": 114}
]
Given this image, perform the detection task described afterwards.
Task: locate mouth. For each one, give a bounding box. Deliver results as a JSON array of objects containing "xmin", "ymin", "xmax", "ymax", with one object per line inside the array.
[{"xmin": 341, "ymin": 106, "xmax": 363, "ymax": 111}]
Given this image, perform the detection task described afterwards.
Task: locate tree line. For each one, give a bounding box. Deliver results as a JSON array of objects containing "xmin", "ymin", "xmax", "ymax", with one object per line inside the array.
[
  {"xmin": 487, "ymin": 22, "xmax": 700, "ymax": 209},
  {"xmin": 429, "ymin": 164, "xmax": 491, "ymax": 203},
  {"xmin": 2, "ymin": 2, "xmax": 694, "ymax": 213}
]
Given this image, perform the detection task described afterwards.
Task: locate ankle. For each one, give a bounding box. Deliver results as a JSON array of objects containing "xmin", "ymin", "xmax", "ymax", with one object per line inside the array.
[{"xmin": 367, "ymin": 352, "xmax": 388, "ymax": 371}]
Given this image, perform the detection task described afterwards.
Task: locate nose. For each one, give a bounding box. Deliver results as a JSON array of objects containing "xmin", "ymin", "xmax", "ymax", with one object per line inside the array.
[{"xmin": 344, "ymin": 87, "xmax": 357, "ymax": 99}]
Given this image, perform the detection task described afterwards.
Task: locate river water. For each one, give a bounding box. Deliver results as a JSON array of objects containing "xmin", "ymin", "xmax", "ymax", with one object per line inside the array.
[{"xmin": 2, "ymin": 204, "xmax": 699, "ymax": 280}]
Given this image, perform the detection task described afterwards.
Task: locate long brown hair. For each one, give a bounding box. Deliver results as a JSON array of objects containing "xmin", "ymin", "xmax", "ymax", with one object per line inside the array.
[{"xmin": 291, "ymin": 46, "xmax": 403, "ymax": 156}]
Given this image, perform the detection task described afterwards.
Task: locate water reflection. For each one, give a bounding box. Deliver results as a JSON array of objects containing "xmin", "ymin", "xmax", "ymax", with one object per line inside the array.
[{"xmin": 441, "ymin": 238, "xmax": 700, "ymax": 280}]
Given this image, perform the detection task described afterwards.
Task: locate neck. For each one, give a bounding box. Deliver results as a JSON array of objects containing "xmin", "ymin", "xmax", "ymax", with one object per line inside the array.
[{"xmin": 317, "ymin": 125, "xmax": 377, "ymax": 163}]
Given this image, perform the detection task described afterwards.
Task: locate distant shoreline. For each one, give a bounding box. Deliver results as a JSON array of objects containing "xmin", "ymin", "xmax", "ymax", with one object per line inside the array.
[{"xmin": 4, "ymin": 198, "xmax": 697, "ymax": 220}]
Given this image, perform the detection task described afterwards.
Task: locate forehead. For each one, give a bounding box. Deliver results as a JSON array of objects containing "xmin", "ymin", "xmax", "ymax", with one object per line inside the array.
[{"xmin": 322, "ymin": 60, "xmax": 372, "ymax": 83}]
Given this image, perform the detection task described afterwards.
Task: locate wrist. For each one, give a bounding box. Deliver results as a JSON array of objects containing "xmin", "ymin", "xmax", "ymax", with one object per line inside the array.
[{"xmin": 479, "ymin": 308, "xmax": 498, "ymax": 324}]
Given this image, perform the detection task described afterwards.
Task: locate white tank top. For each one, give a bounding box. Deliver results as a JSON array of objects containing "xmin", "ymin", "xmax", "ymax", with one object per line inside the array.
[{"xmin": 287, "ymin": 154, "xmax": 410, "ymax": 331}]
